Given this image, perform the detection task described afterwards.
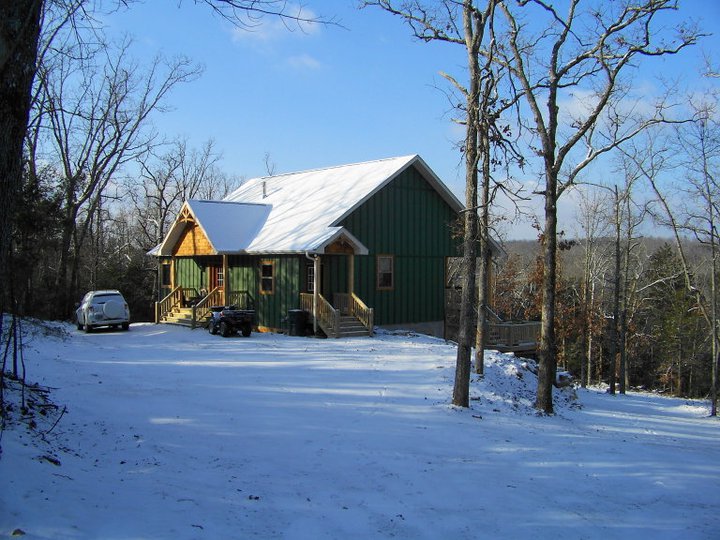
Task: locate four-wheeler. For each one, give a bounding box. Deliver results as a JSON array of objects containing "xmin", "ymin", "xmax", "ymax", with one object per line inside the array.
[{"xmin": 207, "ymin": 305, "xmax": 255, "ymax": 337}]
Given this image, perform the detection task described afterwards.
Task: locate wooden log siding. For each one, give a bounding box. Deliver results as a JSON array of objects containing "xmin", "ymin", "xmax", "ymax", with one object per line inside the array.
[
  {"xmin": 173, "ymin": 222, "xmax": 215, "ymax": 256},
  {"xmin": 338, "ymin": 165, "xmax": 460, "ymax": 325}
]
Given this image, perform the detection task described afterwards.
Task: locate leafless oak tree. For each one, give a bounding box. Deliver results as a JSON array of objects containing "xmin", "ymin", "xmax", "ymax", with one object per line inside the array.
[{"xmin": 495, "ymin": 0, "xmax": 700, "ymax": 413}]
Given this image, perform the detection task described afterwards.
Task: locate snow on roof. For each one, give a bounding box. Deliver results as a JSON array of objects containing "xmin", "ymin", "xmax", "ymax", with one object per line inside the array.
[
  {"xmin": 189, "ymin": 200, "xmax": 271, "ymax": 253},
  {"xmin": 223, "ymin": 154, "xmax": 461, "ymax": 254},
  {"xmin": 155, "ymin": 200, "xmax": 271, "ymax": 256}
]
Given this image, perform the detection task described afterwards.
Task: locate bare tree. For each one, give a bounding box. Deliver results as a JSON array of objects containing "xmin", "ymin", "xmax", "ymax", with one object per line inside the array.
[
  {"xmin": 30, "ymin": 33, "xmax": 201, "ymax": 313},
  {"xmin": 363, "ymin": 0, "xmax": 519, "ymax": 406},
  {"xmin": 643, "ymin": 95, "xmax": 720, "ymax": 414},
  {"xmin": 131, "ymin": 138, "xmax": 240, "ymax": 248},
  {"xmin": 677, "ymin": 105, "xmax": 720, "ymax": 415},
  {"xmin": 0, "ymin": 0, "xmax": 334, "ymax": 313},
  {"xmin": 574, "ymin": 188, "xmax": 611, "ymax": 387},
  {"xmin": 496, "ymin": 0, "xmax": 700, "ymax": 413}
]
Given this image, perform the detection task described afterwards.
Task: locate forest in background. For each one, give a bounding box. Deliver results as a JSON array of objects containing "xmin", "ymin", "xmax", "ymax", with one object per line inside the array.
[{"xmin": 498, "ymin": 237, "xmax": 714, "ymax": 399}]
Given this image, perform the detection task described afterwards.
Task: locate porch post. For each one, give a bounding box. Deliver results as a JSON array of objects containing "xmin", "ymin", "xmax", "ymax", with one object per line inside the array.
[
  {"xmin": 222, "ymin": 254, "xmax": 229, "ymax": 305},
  {"xmin": 313, "ymin": 254, "xmax": 320, "ymax": 335},
  {"xmin": 347, "ymin": 254, "xmax": 354, "ymax": 296}
]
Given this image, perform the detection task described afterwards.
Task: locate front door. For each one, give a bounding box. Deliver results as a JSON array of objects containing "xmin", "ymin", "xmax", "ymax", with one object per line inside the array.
[{"xmin": 209, "ymin": 264, "xmax": 224, "ymax": 296}]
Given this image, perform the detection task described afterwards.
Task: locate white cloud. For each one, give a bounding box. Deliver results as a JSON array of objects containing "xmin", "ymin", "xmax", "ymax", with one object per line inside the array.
[
  {"xmin": 230, "ymin": 4, "xmax": 321, "ymax": 44},
  {"xmin": 287, "ymin": 53, "xmax": 322, "ymax": 71}
]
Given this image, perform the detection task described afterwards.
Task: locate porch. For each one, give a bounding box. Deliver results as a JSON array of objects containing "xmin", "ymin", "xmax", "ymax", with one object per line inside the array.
[{"xmin": 155, "ymin": 286, "xmax": 254, "ymax": 329}]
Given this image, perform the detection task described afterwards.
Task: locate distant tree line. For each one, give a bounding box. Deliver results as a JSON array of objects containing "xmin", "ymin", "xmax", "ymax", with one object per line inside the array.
[{"xmin": 495, "ymin": 234, "xmax": 716, "ymax": 400}]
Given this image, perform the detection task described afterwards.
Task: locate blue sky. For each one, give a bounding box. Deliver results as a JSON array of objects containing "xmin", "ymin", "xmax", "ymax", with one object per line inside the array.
[{"xmin": 103, "ymin": 0, "xmax": 720, "ymax": 239}]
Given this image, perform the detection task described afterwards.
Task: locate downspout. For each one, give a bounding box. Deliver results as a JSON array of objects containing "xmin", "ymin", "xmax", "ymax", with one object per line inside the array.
[{"xmin": 305, "ymin": 251, "xmax": 319, "ymax": 335}]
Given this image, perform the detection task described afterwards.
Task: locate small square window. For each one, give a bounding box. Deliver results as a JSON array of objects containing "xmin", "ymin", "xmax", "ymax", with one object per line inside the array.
[
  {"xmin": 377, "ymin": 255, "xmax": 394, "ymax": 290},
  {"xmin": 260, "ymin": 261, "xmax": 274, "ymax": 294}
]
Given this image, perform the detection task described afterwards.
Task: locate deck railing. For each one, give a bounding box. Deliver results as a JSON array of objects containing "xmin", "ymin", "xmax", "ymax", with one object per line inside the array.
[
  {"xmin": 155, "ymin": 286, "xmax": 183, "ymax": 323},
  {"xmin": 334, "ymin": 293, "xmax": 374, "ymax": 335},
  {"xmin": 486, "ymin": 321, "xmax": 541, "ymax": 350}
]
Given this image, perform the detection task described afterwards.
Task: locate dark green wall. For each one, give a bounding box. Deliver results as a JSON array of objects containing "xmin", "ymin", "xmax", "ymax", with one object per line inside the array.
[
  {"xmin": 175, "ymin": 257, "xmax": 204, "ymax": 290},
  {"xmin": 226, "ymin": 255, "xmax": 300, "ymax": 329},
  {"xmin": 339, "ymin": 165, "xmax": 460, "ymax": 325}
]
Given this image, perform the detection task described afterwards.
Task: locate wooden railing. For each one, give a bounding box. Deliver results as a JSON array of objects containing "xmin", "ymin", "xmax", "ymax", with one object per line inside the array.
[
  {"xmin": 155, "ymin": 286, "xmax": 183, "ymax": 323},
  {"xmin": 486, "ymin": 321, "xmax": 541, "ymax": 351},
  {"xmin": 227, "ymin": 290, "xmax": 255, "ymax": 310},
  {"xmin": 191, "ymin": 286, "xmax": 221, "ymax": 329},
  {"xmin": 300, "ymin": 293, "xmax": 340, "ymax": 337},
  {"xmin": 335, "ymin": 293, "xmax": 374, "ymax": 335}
]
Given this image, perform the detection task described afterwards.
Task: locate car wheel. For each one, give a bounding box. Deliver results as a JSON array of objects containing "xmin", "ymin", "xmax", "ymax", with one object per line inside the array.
[
  {"xmin": 219, "ymin": 321, "xmax": 231, "ymax": 338},
  {"xmin": 241, "ymin": 323, "xmax": 251, "ymax": 337},
  {"xmin": 209, "ymin": 321, "xmax": 218, "ymax": 335},
  {"xmin": 77, "ymin": 319, "xmax": 84, "ymax": 331},
  {"xmin": 84, "ymin": 320, "xmax": 93, "ymax": 333},
  {"xmin": 122, "ymin": 322, "xmax": 129, "ymax": 331}
]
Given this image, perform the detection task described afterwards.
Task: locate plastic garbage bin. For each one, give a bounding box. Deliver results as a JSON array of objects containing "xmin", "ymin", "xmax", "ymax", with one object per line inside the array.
[{"xmin": 288, "ymin": 309, "xmax": 307, "ymax": 336}]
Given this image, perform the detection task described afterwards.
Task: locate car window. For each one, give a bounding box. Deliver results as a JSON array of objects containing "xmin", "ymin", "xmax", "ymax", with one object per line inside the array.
[{"xmin": 92, "ymin": 294, "xmax": 124, "ymax": 303}]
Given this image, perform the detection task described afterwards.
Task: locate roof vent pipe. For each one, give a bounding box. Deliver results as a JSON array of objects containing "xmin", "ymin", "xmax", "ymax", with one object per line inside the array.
[{"xmin": 262, "ymin": 181, "xmax": 267, "ymax": 198}]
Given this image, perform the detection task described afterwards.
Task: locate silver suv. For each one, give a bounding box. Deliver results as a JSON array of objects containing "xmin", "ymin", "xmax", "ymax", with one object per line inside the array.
[{"xmin": 76, "ymin": 290, "xmax": 130, "ymax": 332}]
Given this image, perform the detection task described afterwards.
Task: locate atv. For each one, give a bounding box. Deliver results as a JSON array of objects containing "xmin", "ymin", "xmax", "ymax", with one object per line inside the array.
[{"xmin": 207, "ymin": 305, "xmax": 255, "ymax": 338}]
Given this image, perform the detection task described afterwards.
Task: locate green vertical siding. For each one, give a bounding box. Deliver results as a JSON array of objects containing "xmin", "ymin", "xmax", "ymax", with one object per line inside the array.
[
  {"xmin": 340, "ymin": 165, "xmax": 460, "ymax": 325},
  {"xmin": 174, "ymin": 257, "xmax": 203, "ymax": 290},
  {"xmin": 241, "ymin": 255, "xmax": 301, "ymax": 330}
]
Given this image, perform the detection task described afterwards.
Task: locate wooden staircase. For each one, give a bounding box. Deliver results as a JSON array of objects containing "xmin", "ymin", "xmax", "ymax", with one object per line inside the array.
[
  {"xmin": 300, "ymin": 292, "xmax": 373, "ymax": 338},
  {"xmin": 337, "ymin": 315, "xmax": 371, "ymax": 338},
  {"xmin": 161, "ymin": 306, "xmax": 210, "ymax": 328}
]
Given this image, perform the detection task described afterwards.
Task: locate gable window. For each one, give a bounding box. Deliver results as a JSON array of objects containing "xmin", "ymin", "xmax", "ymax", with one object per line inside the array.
[
  {"xmin": 260, "ymin": 261, "xmax": 275, "ymax": 294},
  {"xmin": 376, "ymin": 255, "xmax": 394, "ymax": 290}
]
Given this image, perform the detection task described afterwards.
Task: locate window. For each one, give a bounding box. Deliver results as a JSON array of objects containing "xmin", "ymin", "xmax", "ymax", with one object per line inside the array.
[
  {"xmin": 306, "ymin": 265, "xmax": 315, "ymax": 293},
  {"xmin": 260, "ymin": 261, "xmax": 275, "ymax": 294},
  {"xmin": 376, "ymin": 255, "xmax": 394, "ymax": 290},
  {"xmin": 161, "ymin": 263, "xmax": 171, "ymax": 286}
]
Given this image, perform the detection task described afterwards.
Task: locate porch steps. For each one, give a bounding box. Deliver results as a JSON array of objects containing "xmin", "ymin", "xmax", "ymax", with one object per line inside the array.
[
  {"xmin": 335, "ymin": 315, "xmax": 372, "ymax": 338},
  {"xmin": 160, "ymin": 307, "xmax": 209, "ymax": 328}
]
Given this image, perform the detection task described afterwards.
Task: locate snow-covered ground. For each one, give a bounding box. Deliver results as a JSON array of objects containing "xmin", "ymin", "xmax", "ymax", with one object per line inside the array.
[{"xmin": 1, "ymin": 322, "xmax": 718, "ymax": 539}]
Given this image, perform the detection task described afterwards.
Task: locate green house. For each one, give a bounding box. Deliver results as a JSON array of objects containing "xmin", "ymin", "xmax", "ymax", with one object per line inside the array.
[{"xmin": 153, "ymin": 155, "xmax": 463, "ymax": 337}]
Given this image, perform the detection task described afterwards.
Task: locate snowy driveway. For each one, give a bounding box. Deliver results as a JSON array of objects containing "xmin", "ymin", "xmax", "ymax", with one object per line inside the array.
[{"xmin": 2, "ymin": 322, "xmax": 719, "ymax": 539}]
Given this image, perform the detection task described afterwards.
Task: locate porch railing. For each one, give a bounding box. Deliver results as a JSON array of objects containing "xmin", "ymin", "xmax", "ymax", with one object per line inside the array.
[
  {"xmin": 227, "ymin": 290, "xmax": 255, "ymax": 310},
  {"xmin": 334, "ymin": 293, "xmax": 374, "ymax": 335},
  {"xmin": 155, "ymin": 286, "xmax": 183, "ymax": 323},
  {"xmin": 300, "ymin": 293, "xmax": 341, "ymax": 337},
  {"xmin": 191, "ymin": 286, "xmax": 222, "ymax": 329}
]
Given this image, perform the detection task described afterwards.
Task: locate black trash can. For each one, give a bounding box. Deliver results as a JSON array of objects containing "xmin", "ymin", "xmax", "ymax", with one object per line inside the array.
[{"xmin": 288, "ymin": 309, "xmax": 307, "ymax": 336}]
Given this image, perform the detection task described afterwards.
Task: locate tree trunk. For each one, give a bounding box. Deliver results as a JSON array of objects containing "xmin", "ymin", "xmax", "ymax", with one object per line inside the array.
[
  {"xmin": 474, "ymin": 129, "xmax": 491, "ymax": 376},
  {"xmin": 609, "ymin": 187, "xmax": 621, "ymax": 395},
  {"xmin": 0, "ymin": 1, "xmax": 43, "ymax": 310},
  {"xmin": 536, "ymin": 169, "xmax": 558, "ymax": 414},
  {"xmin": 452, "ymin": 3, "xmax": 481, "ymax": 408}
]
